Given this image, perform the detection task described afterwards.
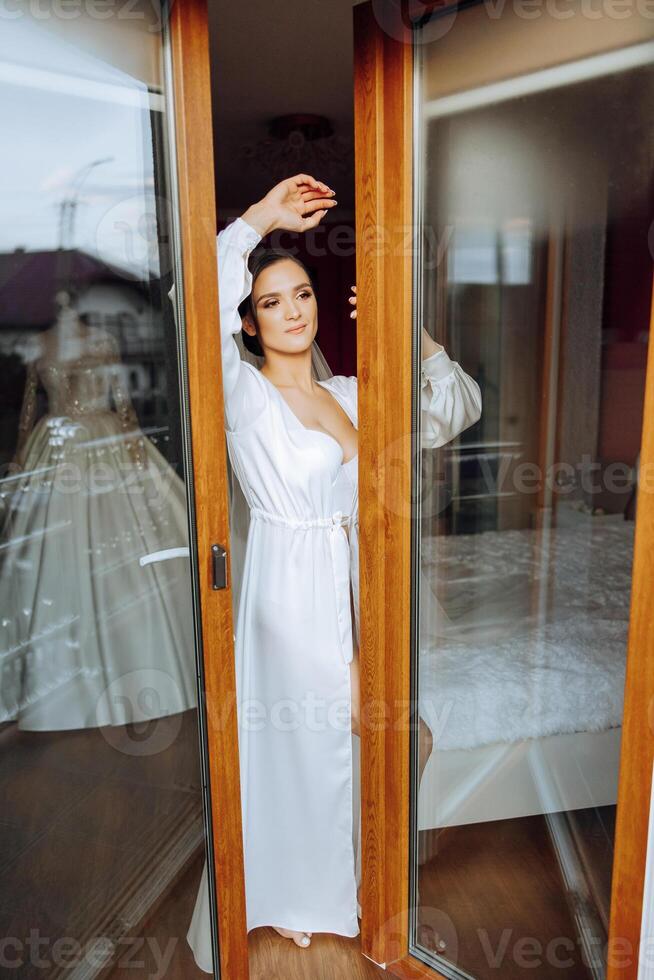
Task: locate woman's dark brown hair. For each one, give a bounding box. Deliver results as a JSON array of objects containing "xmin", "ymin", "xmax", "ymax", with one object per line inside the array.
[{"xmin": 237, "ymin": 248, "xmax": 317, "ymax": 357}]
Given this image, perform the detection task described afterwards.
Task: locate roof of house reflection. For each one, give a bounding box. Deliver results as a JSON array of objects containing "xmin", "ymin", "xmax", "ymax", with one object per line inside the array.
[{"xmin": 0, "ymin": 247, "xmax": 157, "ymax": 330}]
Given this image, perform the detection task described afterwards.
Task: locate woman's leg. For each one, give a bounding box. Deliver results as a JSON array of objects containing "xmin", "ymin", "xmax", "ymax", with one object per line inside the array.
[
  {"xmin": 272, "ymin": 927, "xmax": 312, "ymax": 946},
  {"xmin": 349, "ymin": 647, "xmax": 361, "ymax": 909},
  {"xmin": 272, "ymin": 647, "xmax": 363, "ymax": 945},
  {"xmin": 418, "ymin": 717, "xmax": 433, "ymax": 786},
  {"xmin": 349, "ymin": 648, "xmax": 433, "ymax": 778}
]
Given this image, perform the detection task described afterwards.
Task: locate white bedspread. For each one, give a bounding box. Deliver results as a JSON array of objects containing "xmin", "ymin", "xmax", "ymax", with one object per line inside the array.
[{"xmin": 418, "ymin": 511, "xmax": 634, "ymax": 751}]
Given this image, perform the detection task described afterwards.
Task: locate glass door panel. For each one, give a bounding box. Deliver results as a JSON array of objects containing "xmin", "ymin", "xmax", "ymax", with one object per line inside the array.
[
  {"xmin": 412, "ymin": 5, "xmax": 653, "ymax": 978},
  {"xmin": 0, "ymin": 9, "xmax": 216, "ymax": 977}
]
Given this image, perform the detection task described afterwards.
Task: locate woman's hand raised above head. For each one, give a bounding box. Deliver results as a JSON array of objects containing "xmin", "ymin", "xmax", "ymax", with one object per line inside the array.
[{"xmin": 241, "ymin": 175, "xmax": 337, "ymax": 239}]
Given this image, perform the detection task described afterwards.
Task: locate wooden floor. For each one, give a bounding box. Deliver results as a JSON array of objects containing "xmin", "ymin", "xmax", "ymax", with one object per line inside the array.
[
  {"xmin": 0, "ymin": 716, "xmax": 383, "ymax": 980},
  {"xmin": 2, "ymin": 714, "xmax": 615, "ymax": 980},
  {"xmin": 107, "ymin": 853, "xmax": 385, "ymax": 980},
  {"xmin": 0, "ymin": 713, "xmax": 206, "ymax": 980},
  {"xmin": 247, "ymin": 923, "xmax": 386, "ymax": 980},
  {"xmin": 416, "ymin": 810, "xmax": 614, "ymax": 980}
]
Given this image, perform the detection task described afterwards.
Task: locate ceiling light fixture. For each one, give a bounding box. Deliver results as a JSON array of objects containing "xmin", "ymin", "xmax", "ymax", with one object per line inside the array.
[{"xmin": 239, "ymin": 113, "xmax": 352, "ymax": 181}]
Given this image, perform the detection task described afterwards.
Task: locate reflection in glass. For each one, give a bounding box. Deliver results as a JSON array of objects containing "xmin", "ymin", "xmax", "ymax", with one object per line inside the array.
[
  {"xmin": 412, "ymin": 6, "xmax": 652, "ymax": 979},
  {"xmin": 0, "ymin": 11, "xmax": 213, "ymax": 978}
]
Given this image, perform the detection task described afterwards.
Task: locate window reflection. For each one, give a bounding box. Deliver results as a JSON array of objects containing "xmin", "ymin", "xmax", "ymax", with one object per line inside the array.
[
  {"xmin": 413, "ymin": 7, "xmax": 652, "ymax": 978},
  {"xmin": 0, "ymin": 12, "xmax": 212, "ymax": 978}
]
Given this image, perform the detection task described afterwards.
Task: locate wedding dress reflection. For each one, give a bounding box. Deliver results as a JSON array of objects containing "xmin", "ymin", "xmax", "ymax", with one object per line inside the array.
[{"xmin": 0, "ymin": 298, "xmax": 197, "ymax": 731}]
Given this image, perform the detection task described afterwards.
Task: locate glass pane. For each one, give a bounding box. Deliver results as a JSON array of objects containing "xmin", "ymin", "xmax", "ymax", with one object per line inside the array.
[
  {"xmin": 412, "ymin": 5, "xmax": 653, "ymax": 978},
  {"xmin": 0, "ymin": 10, "xmax": 216, "ymax": 978}
]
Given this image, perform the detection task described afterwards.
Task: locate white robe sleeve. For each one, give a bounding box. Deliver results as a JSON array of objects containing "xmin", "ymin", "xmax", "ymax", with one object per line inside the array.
[
  {"xmin": 216, "ymin": 216, "xmax": 267, "ymax": 430},
  {"xmin": 420, "ymin": 346, "xmax": 482, "ymax": 449}
]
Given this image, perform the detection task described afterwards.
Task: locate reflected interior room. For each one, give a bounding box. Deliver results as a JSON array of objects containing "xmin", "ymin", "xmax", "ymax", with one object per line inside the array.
[
  {"xmin": 0, "ymin": 8, "xmax": 210, "ymax": 979},
  {"xmin": 413, "ymin": 7, "xmax": 653, "ymax": 979}
]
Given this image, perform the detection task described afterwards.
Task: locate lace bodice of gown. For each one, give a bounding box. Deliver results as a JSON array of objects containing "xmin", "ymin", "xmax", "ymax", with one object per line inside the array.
[{"xmin": 14, "ymin": 326, "xmax": 144, "ymax": 467}]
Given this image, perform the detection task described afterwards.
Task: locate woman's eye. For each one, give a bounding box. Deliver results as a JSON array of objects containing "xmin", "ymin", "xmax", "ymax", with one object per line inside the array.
[
  {"xmin": 298, "ymin": 291, "xmax": 312, "ymax": 299},
  {"xmin": 264, "ymin": 300, "xmax": 278, "ymax": 308}
]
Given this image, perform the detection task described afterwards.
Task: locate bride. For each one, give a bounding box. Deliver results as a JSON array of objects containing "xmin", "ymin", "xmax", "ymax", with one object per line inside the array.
[{"xmin": 187, "ymin": 174, "xmax": 481, "ymax": 965}]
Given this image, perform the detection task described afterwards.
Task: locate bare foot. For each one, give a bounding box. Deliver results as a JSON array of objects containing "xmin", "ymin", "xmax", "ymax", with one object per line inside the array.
[{"xmin": 272, "ymin": 926, "xmax": 312, "ymax": 947}]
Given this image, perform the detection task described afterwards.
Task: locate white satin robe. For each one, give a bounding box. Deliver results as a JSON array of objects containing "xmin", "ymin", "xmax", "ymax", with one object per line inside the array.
[{"xmin": 187, "ymin": 216, "xmax": 482, "ymax": 970}]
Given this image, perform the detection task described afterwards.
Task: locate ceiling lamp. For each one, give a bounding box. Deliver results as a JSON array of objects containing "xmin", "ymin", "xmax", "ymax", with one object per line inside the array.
[{"xmin": 239, "ymin": 113, "xmax": 352, "ymax": 181}]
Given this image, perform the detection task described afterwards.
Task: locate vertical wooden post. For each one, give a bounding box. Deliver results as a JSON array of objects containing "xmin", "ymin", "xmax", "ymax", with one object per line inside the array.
[
  {"xmin": 354, "ymin": 1, "xmax": 415, "ymax": 968},
  {"xmin": 607, "ymin": 273, "xmax": 654, "ymax": 980},
  {"xmin": 168, "ymin": 2, "xmax": 250, "ymax": 977}
]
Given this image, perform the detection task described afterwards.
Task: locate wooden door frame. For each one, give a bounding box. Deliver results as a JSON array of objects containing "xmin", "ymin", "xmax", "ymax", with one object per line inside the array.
[
  {"xmin": 166, "ymin": 0, "xmax": 654, "ymax": 975},
  {"xmin": 353, "ymin": 1, "xmax": 654, "ymax": 977},
  {"xmin": 607, "ymin": 279, "xmax": 654, "ymax": 980},
  {"xmin": 168, "ymin": 3, "xmax": 249, "ymax": 977},
  {"xmin": 354, "ymin": 1, "xmax": 417, "ymax": 970}
]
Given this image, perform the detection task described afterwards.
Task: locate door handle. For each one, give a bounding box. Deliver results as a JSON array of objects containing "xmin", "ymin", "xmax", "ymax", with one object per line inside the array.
[
  {"xmin": 139, "ymin": 544, "xmax": 228, "ymax": 592},
  {"xmin": 211, "ymin": 544, "xmax": 228, "ymax": 590},
  {"xmin": 139, "ymin": 546, "xmax": 190, "ymax": 567}
]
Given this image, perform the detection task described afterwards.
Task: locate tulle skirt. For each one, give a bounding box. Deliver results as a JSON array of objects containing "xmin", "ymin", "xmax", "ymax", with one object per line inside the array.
[{"xmin": 0, "ymin": 411, "xmax": 197, "ymax": 730}]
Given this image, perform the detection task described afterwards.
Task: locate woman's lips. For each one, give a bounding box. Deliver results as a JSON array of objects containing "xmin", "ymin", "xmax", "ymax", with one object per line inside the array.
[{"xmin": 285, "ymin": 323, "xmax": 307, "ymax": 334}]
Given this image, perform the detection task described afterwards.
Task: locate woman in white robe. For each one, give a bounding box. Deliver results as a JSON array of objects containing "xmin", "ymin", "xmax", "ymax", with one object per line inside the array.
[{"xmin": 187, "ymin": 174, "xmax": 482, "ymax": 967}]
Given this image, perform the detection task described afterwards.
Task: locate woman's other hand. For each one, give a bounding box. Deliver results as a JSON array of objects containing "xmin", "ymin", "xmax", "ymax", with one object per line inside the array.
[
  {"xmin": 348, "ymin": 284, "xmax": 357, "ymax": 319},
  {"xmin": 241, "ymin": 174, "xmax": 337, "ymax": 238}
]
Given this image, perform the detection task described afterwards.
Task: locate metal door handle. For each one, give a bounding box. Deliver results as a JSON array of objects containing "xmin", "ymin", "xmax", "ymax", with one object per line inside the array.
[
  {"xmin": 212, "ymin": 544, "xmax": 228, "ymax": 590},
  {"xmin": 139, "ymin": 546, "xmax": 190, "ymax": 567}
]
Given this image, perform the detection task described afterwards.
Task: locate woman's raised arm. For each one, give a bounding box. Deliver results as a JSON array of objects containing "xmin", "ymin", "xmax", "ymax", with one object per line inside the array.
[
  {"xmin": 419, "ymin": 332, "xmax": 482, "ymax": 449},
  {"xmin": 348, "ymin": 288, "xmax": 481, "ymax": 449},
  {"xmin": 216, "ymin": 216, "xmax": 265, "ymax": 430},
  {"xmin": 217, "ymin": 177, "xmax": 336, "ymax": 430}
]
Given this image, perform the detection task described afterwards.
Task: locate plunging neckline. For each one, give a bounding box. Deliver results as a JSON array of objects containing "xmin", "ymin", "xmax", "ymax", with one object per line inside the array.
[{"xmin": 256, "ymin": 368, "xmax": 358, "ymax": 465}]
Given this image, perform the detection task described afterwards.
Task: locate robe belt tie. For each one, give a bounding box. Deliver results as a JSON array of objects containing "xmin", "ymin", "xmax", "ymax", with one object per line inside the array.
[
  {"xmin": 249, "ymin": 506, "xmax": 354, "ymax": 665},
  {"xmin": 249, "ymin": 506, "xmax": 356, "ymax": 529}
]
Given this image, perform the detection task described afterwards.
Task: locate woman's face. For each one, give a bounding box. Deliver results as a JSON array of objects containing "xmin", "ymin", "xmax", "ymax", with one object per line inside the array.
[{"xmin": 243, "ymin": 258, "xmax": 318, "ymax": 356}]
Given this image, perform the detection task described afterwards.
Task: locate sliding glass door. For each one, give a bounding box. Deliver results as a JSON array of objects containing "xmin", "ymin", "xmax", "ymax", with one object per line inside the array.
[
  {"xmin": 0, "ymin": 7, "xmax": 221, "ymax": 977},
  {"xmin": 411, "ymin": 5, "xmax": 653, "ymax": 979}
]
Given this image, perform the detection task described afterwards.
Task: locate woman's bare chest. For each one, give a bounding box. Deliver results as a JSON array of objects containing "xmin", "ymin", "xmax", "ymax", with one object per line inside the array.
[{"xmin": 273, "ymin": 384, "xmax": 358, "ymax": 464}]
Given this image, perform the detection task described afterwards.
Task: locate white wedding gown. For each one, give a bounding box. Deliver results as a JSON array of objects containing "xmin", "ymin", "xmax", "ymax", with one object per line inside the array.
[
  {"xmin": 0, "ymin": 325, "xmax": 197, "ymax": 730},
  {"xmin": 187, "ymin": 216, "xmax": 482, "ymax": 970}
]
